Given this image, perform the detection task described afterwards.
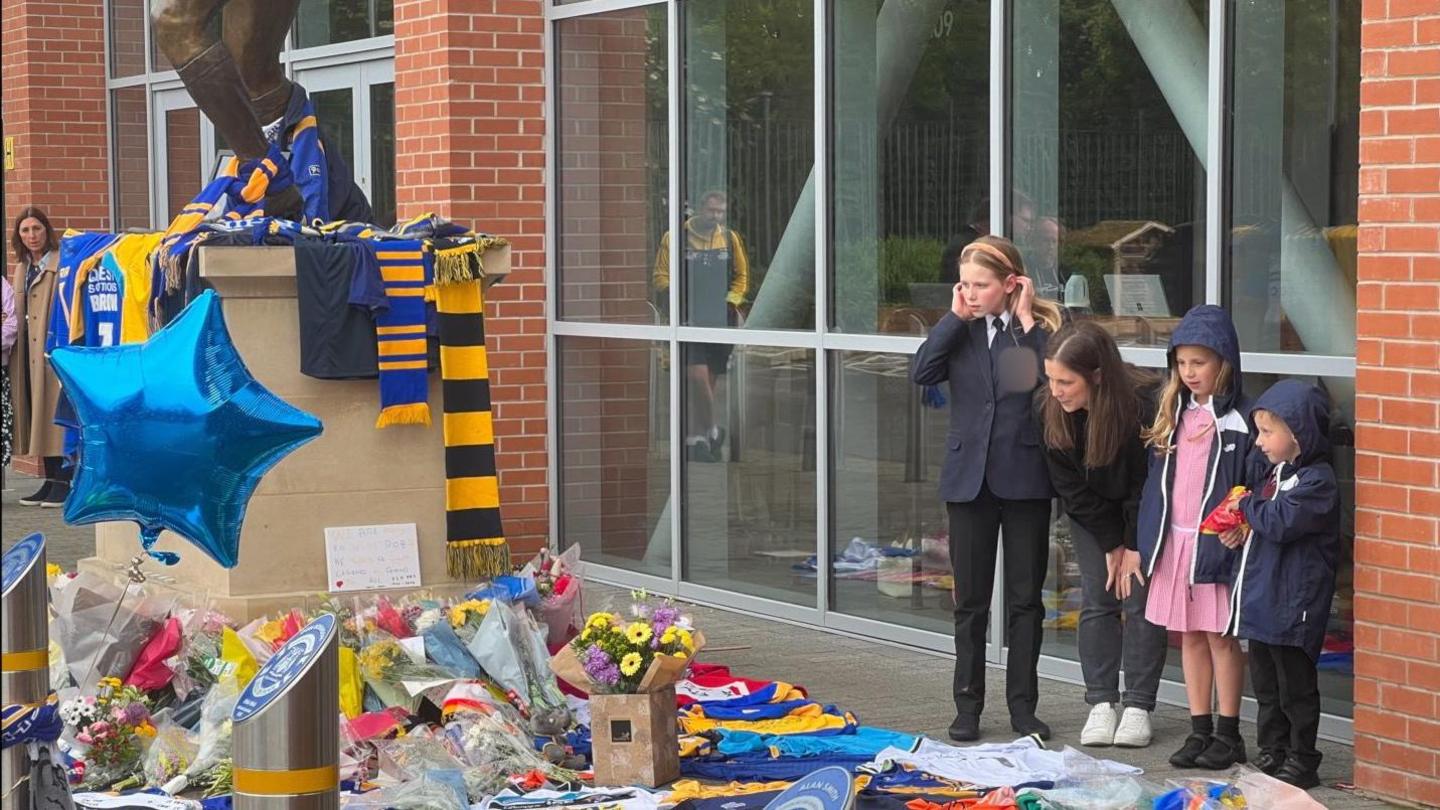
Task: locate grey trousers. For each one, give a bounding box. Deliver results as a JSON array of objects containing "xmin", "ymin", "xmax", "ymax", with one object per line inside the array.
[{"xmin": 1071, "ymin": 520, "xmax": 1169, "ymax": 710}]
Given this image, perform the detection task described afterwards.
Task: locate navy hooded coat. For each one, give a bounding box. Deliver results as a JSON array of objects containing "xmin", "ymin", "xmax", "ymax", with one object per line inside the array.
[
  {"xmin": 1136, "ymin": 305, "xmax": 1254, "ymax": 586},
  {"xmin": 1225, "ymin": 380, "xmax": 1341, "ymax": 661}
]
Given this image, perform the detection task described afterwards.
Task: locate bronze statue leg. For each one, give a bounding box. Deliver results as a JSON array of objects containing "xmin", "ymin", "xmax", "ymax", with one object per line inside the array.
[
  {"xmin": 151, "ymin": 0, "xmax": 303, "ymax": 218},
  {"xmin": 223, "ymin": 0, "xmax": 303, "ymax": 123}
]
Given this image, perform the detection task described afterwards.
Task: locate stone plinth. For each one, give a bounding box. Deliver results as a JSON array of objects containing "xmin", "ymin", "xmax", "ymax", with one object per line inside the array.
[{"xmin": 78, "ymin": 244, "xmax": 509, "ymax": 620}]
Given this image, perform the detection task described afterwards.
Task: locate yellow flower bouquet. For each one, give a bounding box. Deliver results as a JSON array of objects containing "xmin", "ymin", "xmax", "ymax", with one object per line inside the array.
[{"xmin": 549, "ymin": 599, "xmax": 704, "ymax": 694}]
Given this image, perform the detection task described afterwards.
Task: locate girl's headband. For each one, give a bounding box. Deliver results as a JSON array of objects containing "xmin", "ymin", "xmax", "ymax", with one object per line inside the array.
[{"xmin": 961, "ymin": 241, "xmax": 1018, "ymax": 275}]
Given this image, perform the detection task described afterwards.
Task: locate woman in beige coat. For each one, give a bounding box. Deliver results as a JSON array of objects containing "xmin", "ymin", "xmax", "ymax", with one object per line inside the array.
[{"xmin": 8, "ymin": 207, "xmax": 69, "ymax": 506}]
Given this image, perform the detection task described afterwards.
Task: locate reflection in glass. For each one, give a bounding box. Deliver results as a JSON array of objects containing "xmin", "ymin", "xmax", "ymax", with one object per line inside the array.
[
  {"xmin": 296, "ymin": 0, "xmax": 393, "ymax": 48},
  {"xmin": 110, "ymin": 0, "xmax": 146, "ymax": 78},
  {"xmin": 682, "ymin": 345, "xmax": 816, "ymax": 606},
  {"xmin": 1011, "ymin": 0, "xmax": 1207, "ymax": 347},
  {"xmin": 831, "ymin": 351, "xmax": 952, "ymax": 632},
  {"xmin": 681, "ymin": 0, "xmax": 814, "ymax": 331},
  {"xmin": 832, "ymin": 0, "xmax": 990, "ymax": 335},
  {"xmin": 112, "ymin": 88, "xmax": 152, "ymax": 231},
  {"xmin": 370, "ymin": 82, "xmax": 397, "ymax": 228},
  {"xmin": 164, "ymin": 108, "xmax": 202, "ymax": 222},
  {"xmin": 310, "ymin": 88, "xmax": 356, "ymax": 176},
  {"xmin": 1228, "ymin": 0, "xmax": 1360, "ymax": 356},
  {"xmin": 555, "ymin": 7, "xmax": 670, "ymax": 324},
  {"xmin": 558, "ymin": 337, "xmax": 670, "ymax": 578}
]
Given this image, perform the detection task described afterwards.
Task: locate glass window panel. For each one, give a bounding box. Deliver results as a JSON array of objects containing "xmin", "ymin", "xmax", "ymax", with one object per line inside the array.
[
  {"xmin": 681, "ymin": 344, "xmax": 815, "ymax": 606},
  {"xmin": 830, "ymin": 351, "xmax": 953, "ymax": 633},
  {"xmin": 555, "ymin": 6, "xmax": 670, "ymax": 325},
  {"xmin": 112, "ymin": 87, "xmax": 151, "ymax": 231},
  {"xmin": 1011, "ymin": 0, "xmax": 1208, "ymax": 348},
  {"xmin": 680, "ymin": 0, "xmax": 814, "ymax": 331},
  {"xmin": 1227, "ymin": 0, "xmax": 1360, "ymax": 356},
  {"xmin": 296, "ymin": 0, "xmax": 391, "ymax": 48},
  {"xmin": 164, "ymin": 107, "xmax": 202, "ymax": 222},
  {"xmin": 370, "ymin": 81, "xmax": 396, "ymax": 228},
  {"xmin": 558, "ymin": 336, "xmax": 671, "ymax": 578},
  {"xmin": 310, "ymin": 88, "xmax": 356, "ymax": 176},
  {"xmin": 831, "ymin": 1, "xmax": 990, "ymax": 335},
  {"xmin": 109, "ymin": 0, "xmax": 146, "ymax": 78}
]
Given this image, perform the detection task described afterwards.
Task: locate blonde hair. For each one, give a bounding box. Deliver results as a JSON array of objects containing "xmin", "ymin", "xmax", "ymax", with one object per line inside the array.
[
  {"xmin": 959, "ymin": 235, "xmax": 1063, "ymax": 334},
  {"xmin": 1143, "ymin": 349, "xmax": 1235, "ymax": 452}
]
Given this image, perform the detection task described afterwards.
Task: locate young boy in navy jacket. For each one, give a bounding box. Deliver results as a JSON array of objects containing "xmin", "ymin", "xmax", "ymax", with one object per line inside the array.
[{"xmin": 1219, "ymin": 379, "xmax": 1340, "ymax": 790}]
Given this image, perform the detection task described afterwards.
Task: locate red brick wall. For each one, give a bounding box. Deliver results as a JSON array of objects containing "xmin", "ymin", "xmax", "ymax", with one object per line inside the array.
[
  {"xmin": 2, "ymin": 0, "xmax": 111, "ymax": 477},
  {"xmin": 393, "ymin": 0, "xmax": 549, "ymax": 554},
  {"xmin": 1353, "ymin": 3, "xmax": 1440, "ymax": 806}
]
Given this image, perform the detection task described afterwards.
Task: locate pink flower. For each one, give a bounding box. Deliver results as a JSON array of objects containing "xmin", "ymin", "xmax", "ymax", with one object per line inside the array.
[
  {"xmin": 89, "ymin": 721, "xmax": 111, "ymax": 736},
  {"xmin": 76, "ymin": 732, "xmax": 93, "ymax": 745}
]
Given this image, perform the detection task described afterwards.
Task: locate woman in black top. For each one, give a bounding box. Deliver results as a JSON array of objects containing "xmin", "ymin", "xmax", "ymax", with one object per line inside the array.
[{"xmin": 1039, "ymin": 320, "xmax": 1168, "ymax": 748}]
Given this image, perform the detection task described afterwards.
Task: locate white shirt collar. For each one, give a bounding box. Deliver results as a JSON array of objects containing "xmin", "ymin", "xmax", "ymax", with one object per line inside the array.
[{"xmin": 1186, "ymin": 396, "xmax": 1217, "ymax": 416}]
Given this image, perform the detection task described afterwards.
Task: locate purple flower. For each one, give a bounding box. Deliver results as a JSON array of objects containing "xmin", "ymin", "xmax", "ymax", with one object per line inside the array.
[
  {"xmin": 651, "ymin": 606, "xmax": 680, "ymax": 628},
  {"xmin": 581, "ymin": 645, "xmax": 616, "ymax": 683}
]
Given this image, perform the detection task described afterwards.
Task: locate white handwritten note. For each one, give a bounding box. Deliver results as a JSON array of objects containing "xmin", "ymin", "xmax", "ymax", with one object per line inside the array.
[{"xmin": 324, "ymin": 523, "xmax": 422, "ymax": 593}]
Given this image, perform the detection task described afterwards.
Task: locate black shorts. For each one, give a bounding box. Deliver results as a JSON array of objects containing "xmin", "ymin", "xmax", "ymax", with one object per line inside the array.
[{"xmin": 688, "ymin": 342, "xmax": 734, "ymax": 376}]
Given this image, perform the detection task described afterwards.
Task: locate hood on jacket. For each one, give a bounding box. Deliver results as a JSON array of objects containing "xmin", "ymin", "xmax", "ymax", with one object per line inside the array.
[
  {"xmin": 1168, "ymin": 305, "xmax": 1244, "ymax": 414},
  {"xmin": 1253, "ymin": 379, "xmax": 1332, "ymax": 469}
]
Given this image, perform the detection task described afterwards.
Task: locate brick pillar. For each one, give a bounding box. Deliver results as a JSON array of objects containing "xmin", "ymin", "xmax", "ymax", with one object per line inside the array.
[
  {"xmin": 1, "ymin": 0, "xmax": 111, "ymax": 477},
  {"xmin": 393, "ymin": 0, "xmax": 549, "ymax": 554},
  {"xmin": 1352, "ymin": 4, "xmax": 1440, "ymax": 806}
]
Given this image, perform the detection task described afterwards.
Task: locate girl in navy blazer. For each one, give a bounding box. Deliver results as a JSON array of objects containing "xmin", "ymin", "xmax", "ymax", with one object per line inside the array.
[{"xmin": 911, "ymin": 235, "xmax": 1063, "ymax": 743}]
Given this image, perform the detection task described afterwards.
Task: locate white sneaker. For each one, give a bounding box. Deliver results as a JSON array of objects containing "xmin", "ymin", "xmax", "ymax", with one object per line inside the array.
[
  {"xmin": 1080, "ymin": 702, "xmax": 1118, "ymax": 747},
  {"xmin": 1113, "ymin": 706, "xmax": 1153, "ymax": 748}
]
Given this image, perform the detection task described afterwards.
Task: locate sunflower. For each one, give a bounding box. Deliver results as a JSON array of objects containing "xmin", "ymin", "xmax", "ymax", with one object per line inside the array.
[
  {"xmin": 625, "ymin": 622, "xmax": 653, "ymax": 645},
  {"xmin": 620, "ymin": 652, "xmax": 644, "ymax": 677}
]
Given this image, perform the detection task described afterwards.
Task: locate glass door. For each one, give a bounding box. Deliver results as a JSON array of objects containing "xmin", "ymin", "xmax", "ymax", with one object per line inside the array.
[
  {"xmin": 293, "ymin": 60, "xmax": 396, "ymax": 226},
  {"xmin": 150, "ymin": 88, "xmax": 209, "ymax": 228}
]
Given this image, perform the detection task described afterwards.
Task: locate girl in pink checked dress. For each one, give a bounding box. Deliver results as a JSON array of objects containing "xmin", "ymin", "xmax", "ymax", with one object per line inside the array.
[{"xmin": 1134, "ymin": 305, "xmax": 1256, "ymax": 771}]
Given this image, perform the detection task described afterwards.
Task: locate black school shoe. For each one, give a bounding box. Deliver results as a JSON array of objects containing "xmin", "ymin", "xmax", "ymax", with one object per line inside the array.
[
  {"xmin": 1276, "ymin": 759, "xmax": 1322, "ymax": 790},
  {"xmin": 1253, "ymin": 748, "xmax": 1288, "ymax": 776},
  {"xmin": 41, "ymin": 480, "xmax": 70, "ymax": 507},
  {"xmin": 17, "ymin": 480, "xmax": 52, "ymax": 506},
  {"xmin": 1194, "ymin": 734, "xmax": 1247, "ymax": 769},
  {"xmin": 1168, "ymin": 733, "xmax": 1211, "ymax": 768},
  {"xmin": 1010, "ymin": 713, "xmax": 1052, "ymax": 741},
  {"xmin": 948, "ymin": 713, "xmax": 980, "ymax": 742}
]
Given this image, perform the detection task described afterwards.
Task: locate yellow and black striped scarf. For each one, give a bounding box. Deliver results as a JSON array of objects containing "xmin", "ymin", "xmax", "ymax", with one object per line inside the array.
[{"xmin": 432, "ymin": 236, "xmax": 511, "ymax": 578}]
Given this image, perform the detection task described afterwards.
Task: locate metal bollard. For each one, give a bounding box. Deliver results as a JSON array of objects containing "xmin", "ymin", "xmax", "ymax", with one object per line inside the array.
[
  {"xmin": 231, "ymin": 613, "xmax": 339, "ymax": 809},
  {"xmin": 2, "ymin": 534, "xmax": 50, "ymax": 810}
]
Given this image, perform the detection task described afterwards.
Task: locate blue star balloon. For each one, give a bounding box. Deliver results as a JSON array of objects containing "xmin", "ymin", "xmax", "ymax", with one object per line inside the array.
[{"xmin": 49, "ymin": 290, "xmax": 322, "ymax": 568}]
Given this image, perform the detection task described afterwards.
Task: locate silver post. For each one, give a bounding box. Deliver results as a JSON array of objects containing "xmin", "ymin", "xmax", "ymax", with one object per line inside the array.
[
  {"xmin": 231, "ymin": 613, "xmax": 339, "ymax": 809},
  {"xmin": 2, "ymin": 534, "xmax": 50, "ymax": 810}
]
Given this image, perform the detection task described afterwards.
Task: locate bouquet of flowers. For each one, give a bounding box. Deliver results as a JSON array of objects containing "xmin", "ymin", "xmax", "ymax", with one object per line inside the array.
[
  {"xmin": 446, "ymin": 598, "xmax": 492, "ymax": 644},
  {"xmin": 357, "ymin": 630, "xmax": 461, "ymax": 712},
  {"xmin": 166, "ymin": 607, "xmax": 235, "ymax": 699},
  {"xmin": 529, "ymin": 547, "xmax": 584, "ymax": 646},
  {"xmin": 552, "ymin": 594, "xmax": 702, "ymax": 694},
  {"xmin": 62, "ymin": 677, "xmax": 158, "ymax": 789}
]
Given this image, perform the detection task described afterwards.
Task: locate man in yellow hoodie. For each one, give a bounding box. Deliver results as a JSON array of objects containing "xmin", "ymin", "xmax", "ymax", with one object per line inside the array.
[{"xmin": 653, "ymin": 191, "xmax": 750, "ymax": 463}]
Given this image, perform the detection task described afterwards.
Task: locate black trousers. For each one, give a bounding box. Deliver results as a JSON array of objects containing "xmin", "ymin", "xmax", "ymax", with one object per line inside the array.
[
  {"xmin": 947, "ymin": 485, "xmax": 1051, "ymax": 717},
  {"xmin": 1249, "ymin": 640, "xmax": 1322, "ymax": 769},
  {"xmin": 43, "ymin": 456, "xmax": 72, "ymax": 483}
]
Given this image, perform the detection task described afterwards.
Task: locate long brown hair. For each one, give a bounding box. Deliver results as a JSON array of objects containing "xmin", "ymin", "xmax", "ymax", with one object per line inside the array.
[
  {"xmin": 11, "ymin": 206, "xmax": 57, "ymax": 266},
  {"xmin": 958, "ymin": 235, "xmax": 1064, "ymax": 333},
  {"xmin": 1040, "ymin": 321, "xmax": 1152, "ymax": 468},
  {"xmin": 1142, "ymin": 347, "xmax": 1235, "ymax": 452}
]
